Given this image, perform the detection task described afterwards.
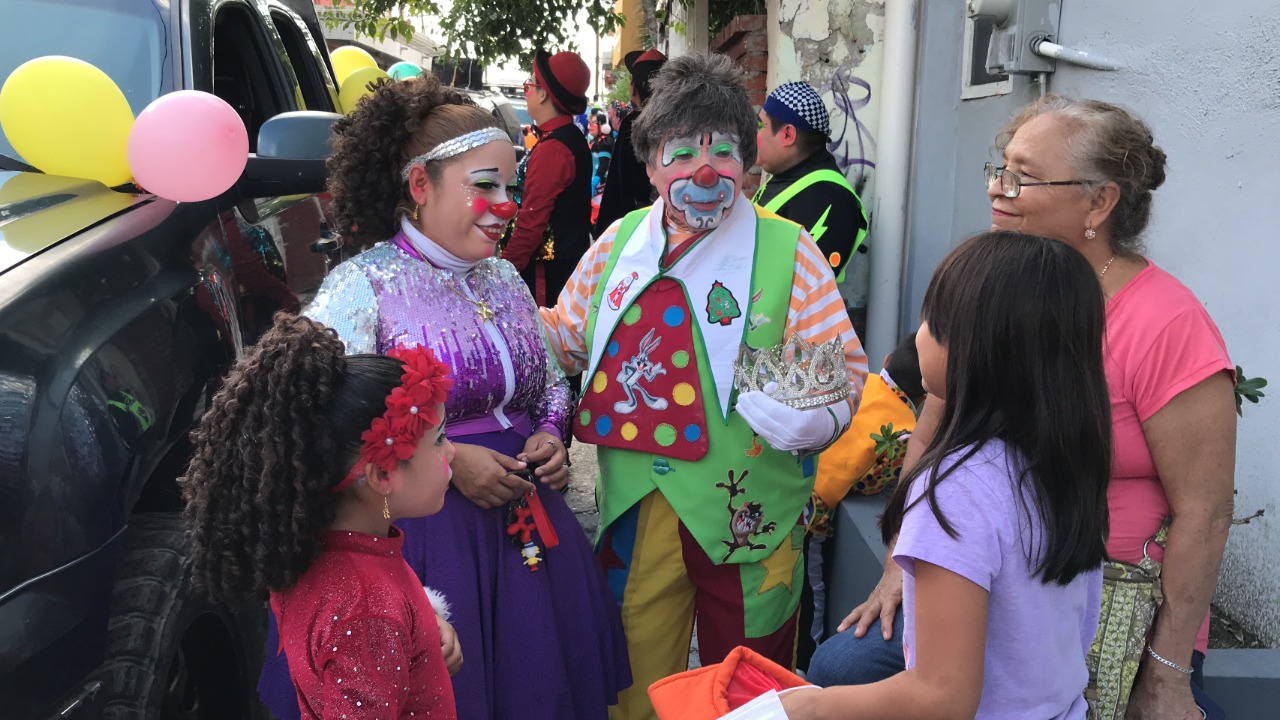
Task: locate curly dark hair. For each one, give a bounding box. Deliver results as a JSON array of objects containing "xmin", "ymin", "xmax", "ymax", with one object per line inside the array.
[
  {"xmin": 326, "ymin": 74, "xmax": 503, "ymax": 247},
  {"xmin": 179, "ymin": 313, "xmax": 405, "ymax": 602}
]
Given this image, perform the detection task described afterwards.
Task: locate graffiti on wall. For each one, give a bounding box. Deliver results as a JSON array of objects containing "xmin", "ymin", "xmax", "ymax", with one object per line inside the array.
[{"xmin": 824, "ymin": 68, "xmax": 876, "ymax": 194}]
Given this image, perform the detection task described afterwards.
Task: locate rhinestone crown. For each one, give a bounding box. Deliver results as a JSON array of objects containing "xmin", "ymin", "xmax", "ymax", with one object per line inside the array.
[{"xmin": 733, "ymin": 334, "xmax": 850, "ymax": 409}]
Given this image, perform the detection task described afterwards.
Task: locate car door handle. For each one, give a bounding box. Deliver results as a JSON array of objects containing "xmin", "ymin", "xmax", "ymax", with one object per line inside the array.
[{"xmin": 310, "ymin": 232, "xmax": 343, "ymax": 253}]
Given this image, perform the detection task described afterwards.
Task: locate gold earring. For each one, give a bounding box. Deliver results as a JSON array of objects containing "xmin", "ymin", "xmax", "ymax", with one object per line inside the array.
[
  {"xmin": 412, "ymin": 205, "xmax": 420, "ymax": 222},
  {"xmin": 383, "ymin": 495, "xmax": 391, "ymax": 520}
]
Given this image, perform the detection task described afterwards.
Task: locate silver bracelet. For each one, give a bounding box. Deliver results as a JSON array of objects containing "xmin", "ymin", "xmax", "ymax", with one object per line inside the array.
[{"xmin": 1145, "ymin": 644, "xmax": 1194, "ymax": 675}]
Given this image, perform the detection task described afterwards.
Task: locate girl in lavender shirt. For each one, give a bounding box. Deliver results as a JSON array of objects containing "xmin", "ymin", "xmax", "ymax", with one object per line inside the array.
[{"xmin": 784, "ymin": 231, "xmax": 1110, "ymax": 720}]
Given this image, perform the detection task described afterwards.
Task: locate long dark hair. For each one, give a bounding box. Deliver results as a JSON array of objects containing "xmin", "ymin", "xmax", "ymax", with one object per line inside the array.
[
  {"xmin": 179, "ymin": 313, "xmax": 406, "ymax": 602},
  {"xmin": 881, "ymin": 231, "xmax": 1111, "ymax": 585}
]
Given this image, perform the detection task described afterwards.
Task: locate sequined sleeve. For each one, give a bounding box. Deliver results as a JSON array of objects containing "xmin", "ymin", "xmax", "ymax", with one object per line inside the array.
[
  {"xmin": 532, "ymin": 329, "xmax": 573, "ymax": 441},
  {"xmin": 317, "ymin": 615, "xmax": 413, "ymax": 717},
  {"xmin": 501, "ymin": 263, "xmax": 573, "ymax": 441},
  {"xmin": 304, "ymin": 260, "xmax": 380, "ymax": 355}
]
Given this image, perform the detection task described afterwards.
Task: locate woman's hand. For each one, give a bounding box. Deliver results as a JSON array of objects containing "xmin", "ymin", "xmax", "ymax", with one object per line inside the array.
[
  {"xmin": 1125, "ymin": 663, "xmax": 1200, "ymax": 719},
  {"xmin": 436, "ymin": 616, "xmax": 464, "ymax": 676},
  {"xmin": 518, "ymin": 432, "xmax": 569, "ymax": 491},
  {"xmin": 449, "ymin": 442, "xmax": 534, "ymax": 509},
  {"xmin": 837, "ymin": 544, "xmax": 904, "ymax": 639}
]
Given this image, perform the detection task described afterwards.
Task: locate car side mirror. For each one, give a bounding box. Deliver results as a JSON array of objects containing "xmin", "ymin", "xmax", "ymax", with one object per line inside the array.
[{"xmin": 238, "ymin": 111, "xmax": 341, "ymax": 198}]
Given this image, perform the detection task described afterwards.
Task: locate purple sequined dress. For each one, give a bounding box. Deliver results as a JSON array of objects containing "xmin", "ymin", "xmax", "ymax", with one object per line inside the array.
[{"xmin": 258, "ymin": 235, "xmax": 630, "ymax": 719}]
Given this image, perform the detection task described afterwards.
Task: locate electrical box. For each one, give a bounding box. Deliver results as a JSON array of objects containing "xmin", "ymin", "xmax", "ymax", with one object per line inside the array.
[{"xmin": 967, "ymin": 0, "xmax": 1061, "ymax": 75}]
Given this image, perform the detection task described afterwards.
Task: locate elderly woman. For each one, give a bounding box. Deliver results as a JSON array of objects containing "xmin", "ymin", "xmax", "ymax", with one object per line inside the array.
[{"xmin": 812, "ymin": 95, "xmax": 1235, "ymax": 720}]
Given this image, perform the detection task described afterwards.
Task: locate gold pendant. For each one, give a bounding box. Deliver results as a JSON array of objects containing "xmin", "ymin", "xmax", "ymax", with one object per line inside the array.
[{"xmin": 475, "ymin": 299, "xmax": 495, "ymax": 322}]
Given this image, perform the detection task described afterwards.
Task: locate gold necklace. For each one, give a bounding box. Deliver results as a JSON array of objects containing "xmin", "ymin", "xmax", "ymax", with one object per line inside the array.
[
  {"xmin": 1098, "ymin": 255, "xmax": 1117, "ymax": 279},
  {"xmin": 397, "ymin": 235, "xmax": 496, "ymax": 321},
  {"xmin": 443, "ymin": 275, "xmax": 495, "ymax": 322}
]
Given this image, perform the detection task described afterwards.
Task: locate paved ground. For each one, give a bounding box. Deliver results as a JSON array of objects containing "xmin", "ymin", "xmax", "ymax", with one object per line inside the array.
[{"xmin": 564, "ymin": 440, "xmax": 601, "ymax": 536}]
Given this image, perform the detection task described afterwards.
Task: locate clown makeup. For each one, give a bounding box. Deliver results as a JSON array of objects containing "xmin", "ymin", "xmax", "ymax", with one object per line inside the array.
[
  {"xmin": 649, "ymin": 131, "xmax": 744, "ymax": 231},
  {"xmin": 414, "ymin": 141, "xmax": 518, "ymax": 262}
]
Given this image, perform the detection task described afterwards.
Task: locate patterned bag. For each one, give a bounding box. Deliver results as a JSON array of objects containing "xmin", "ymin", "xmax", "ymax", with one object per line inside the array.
[{"xmin": 1084, "ymin": 520, "xmax": 1170, "ymax": 720}]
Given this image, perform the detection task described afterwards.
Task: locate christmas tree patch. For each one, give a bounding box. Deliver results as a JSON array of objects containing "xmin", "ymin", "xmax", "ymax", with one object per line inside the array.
[{"xmin": 706, "ymin": 280, "xmax": 742, "ymax": 326}]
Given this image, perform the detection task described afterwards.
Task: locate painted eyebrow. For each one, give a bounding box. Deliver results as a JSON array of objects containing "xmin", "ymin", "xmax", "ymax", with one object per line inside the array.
[{"xmin": 470, "ymin": 167, "xmax": 501, "ymax": 174}]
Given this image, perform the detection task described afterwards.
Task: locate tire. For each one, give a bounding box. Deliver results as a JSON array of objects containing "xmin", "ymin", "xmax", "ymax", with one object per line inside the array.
[{"xmin": 97, "ymin": 512, "xmax": 266, "ymax": 720}]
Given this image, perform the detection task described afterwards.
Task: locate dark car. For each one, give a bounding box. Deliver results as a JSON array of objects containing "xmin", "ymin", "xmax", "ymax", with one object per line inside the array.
[{"xmin": 0, "ymin": 1, "xmax": 345, "ymax": 718}]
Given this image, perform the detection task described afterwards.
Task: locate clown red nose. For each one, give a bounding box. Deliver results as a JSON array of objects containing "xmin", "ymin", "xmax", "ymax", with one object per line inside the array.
[
  {"xmin": 489, "ymin": 201, "xmax": 518, "ymax": 220},
  {"xmin": 692, "ymin": 164, "xmax": 720, "ymax": 188}
]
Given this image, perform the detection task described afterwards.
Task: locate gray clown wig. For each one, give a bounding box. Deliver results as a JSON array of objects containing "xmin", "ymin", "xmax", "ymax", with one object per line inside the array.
[{"xmin": 631, "ymin": 52, "xmax": 758, "ymax": 169}]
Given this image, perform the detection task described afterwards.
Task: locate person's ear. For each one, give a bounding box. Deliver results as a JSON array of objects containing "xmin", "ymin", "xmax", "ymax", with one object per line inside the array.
[
  {"xmin": 408, "ymin": 165, "xmax": 432, "ymax": 207},
  {"xmin": 782, "ymin": 124, "xmax": 798, "ymax": 148},
  {"xmin": 1087, "ymin": 181, "xmax": 1122, "ymax": 232}
]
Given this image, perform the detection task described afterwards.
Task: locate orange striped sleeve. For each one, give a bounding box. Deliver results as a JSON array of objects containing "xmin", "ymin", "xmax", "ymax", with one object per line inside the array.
[
  {"xmin": 538, "ymin": 221, "xmax": 620, "ymax": 375},
  {"xmin": 785, "ymin": 229, "xmax": 869, "ymax": 414}
]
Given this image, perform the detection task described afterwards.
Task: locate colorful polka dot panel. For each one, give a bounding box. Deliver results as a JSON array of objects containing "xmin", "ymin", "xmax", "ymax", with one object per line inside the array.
[{"xmin": 575, "ymin": 280, "xmax": 710, "ymax": 461}]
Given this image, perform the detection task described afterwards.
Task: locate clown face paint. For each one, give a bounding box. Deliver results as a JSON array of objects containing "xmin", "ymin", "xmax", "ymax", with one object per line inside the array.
[
  {"xmin": 414, "ymin": 141, "xmax": 518, "ymax": 262},
  {"xmin": 648, "ymin": 131, "xmax": 744, "ymax": 231}
]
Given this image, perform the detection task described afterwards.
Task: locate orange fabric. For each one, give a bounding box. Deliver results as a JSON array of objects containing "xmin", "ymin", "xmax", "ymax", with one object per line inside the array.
[
  {"xmin": 647, "ymin": 646, "xmax": 807, "ymax": 720},
  {"xmin": 813, "ymin": 373, "xmax": 917, "ymax": 507}
]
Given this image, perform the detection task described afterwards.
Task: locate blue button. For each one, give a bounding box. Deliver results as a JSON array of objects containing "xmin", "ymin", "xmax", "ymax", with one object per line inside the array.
[{"xmin": 652, "ymin": 458, "xmax": 673, "ymax": 475}]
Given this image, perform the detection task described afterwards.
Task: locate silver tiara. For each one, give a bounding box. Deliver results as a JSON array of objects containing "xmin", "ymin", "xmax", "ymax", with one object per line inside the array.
[
  {"xmin": 733, "ymin": 334, "xmax": 850, "ymax": 410},
  {"xmin": 400, "ymin": 127, "xmax": 511, "ymax": 181}
]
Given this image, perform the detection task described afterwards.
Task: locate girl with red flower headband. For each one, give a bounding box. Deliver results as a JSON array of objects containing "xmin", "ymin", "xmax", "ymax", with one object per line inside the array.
[{"xmin": 181, "ymin": 313, "xmax": 462, "ymax": 719}]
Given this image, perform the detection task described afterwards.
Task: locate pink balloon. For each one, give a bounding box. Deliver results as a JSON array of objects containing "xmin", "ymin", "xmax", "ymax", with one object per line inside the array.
[{"xmin": 127, "ymin": 90, "xmax": 249, "ymax": 202}]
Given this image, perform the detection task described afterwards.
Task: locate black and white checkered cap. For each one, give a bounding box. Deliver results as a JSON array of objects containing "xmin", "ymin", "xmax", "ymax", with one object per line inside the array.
[{"xmin": 767, "ymin": 82, "xmax": 830, "ymax": 136}]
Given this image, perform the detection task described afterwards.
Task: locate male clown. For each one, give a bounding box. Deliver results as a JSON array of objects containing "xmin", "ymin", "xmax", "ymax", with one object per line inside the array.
[{"xmin": 540, "ymin": 53, "xmax": 868, "ymax": 720}]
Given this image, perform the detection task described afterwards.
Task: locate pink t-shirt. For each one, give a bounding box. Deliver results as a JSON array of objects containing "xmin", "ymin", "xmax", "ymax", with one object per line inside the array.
[{"xmin": 1104, "ymin": 261, "xmax": 1232, "ymax": 654}]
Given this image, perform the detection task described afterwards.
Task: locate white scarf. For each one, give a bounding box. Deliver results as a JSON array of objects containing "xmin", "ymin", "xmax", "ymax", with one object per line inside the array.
[
  {"xmin": 400, "ymin": 216, "xmax": 480, "ymax": 276},
  {"xmin": 586, "ymin": 195, "xmax": 759, "ymax": 421}
]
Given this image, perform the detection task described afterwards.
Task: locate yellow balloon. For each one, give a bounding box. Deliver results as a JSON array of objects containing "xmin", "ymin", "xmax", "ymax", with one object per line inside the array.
[
  {"xmin": 339, "ymin": 67, "xmax": 390, "ymax": 114},
  {"xmin": 330, "ymin": 46, "xmax": 378, "ymax": 86},
  {"xmin": 0, "ymin": 56, "xmax": 134, "ymax": 186}
]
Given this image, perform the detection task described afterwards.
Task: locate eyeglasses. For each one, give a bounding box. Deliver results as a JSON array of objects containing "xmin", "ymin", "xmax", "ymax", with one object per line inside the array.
[
  {"xmin": 522, "ymin": 81, "xmax": 541, "ymax": 92},
  {"xmin": 984, "ymin": 162, "xmax": 1090, "ymax": 198}
]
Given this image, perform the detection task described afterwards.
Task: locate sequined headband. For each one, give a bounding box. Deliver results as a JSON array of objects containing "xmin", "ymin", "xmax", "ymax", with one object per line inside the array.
[
  {"xmin": 400, "ymin": 127, "xmax": 511, "ymax": 181},
  {"xmin": 333, "ymin": 345, "xmax": 454, "ymax": 492}
]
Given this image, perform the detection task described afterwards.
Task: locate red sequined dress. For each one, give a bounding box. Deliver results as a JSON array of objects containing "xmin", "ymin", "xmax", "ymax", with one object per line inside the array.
[{"xmin": 270, "ymin": 528, "xmax": 456, "ymax": 719}]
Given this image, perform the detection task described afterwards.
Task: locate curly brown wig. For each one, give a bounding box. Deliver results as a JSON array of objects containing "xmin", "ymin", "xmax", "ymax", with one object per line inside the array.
[
  {"xmin": 179, "ymin": 313, "xmax": 406, "ymax": 602},
  {"xmin": 326, "ymin": 74, "xmax": 504, "ymax": 247},
  {"xmin": 632, "ymin": 53, "xmax": 758, "ymax": 169}
]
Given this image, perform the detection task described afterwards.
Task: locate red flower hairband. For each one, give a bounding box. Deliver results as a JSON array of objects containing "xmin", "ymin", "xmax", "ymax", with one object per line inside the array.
[{"xmin": 333, "ymin": 345, "xmax": 453, "ymax": 492}]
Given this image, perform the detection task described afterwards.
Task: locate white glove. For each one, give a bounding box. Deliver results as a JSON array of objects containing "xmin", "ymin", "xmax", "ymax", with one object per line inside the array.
[{"xmin": 734, "ymin": 382, "xmax": 853, "ymax": 452}]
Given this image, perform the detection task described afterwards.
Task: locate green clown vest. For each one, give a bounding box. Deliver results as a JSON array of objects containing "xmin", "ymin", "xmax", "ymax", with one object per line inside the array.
[{"xmin": 577, "ymin": 203, "xmax": 818, "ymax": 566}]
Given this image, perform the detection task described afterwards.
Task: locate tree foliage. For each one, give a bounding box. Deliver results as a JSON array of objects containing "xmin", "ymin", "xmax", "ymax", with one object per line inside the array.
[
  {"xmin": 607, "ymin": 66, "xmax": 631, "ymax": 104},
  {"xmin": 326, "ymin": 0, "xmax": 621, "ymax": 66}
]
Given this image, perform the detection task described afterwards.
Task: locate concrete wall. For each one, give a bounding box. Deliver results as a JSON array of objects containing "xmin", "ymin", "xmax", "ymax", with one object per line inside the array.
[
  {"xmin": 904, "ymin": 0, "xmax": 1280, "ymax": 644},
  {"xmin": 767, "ymin": 0, "xmax": 886, "ymax": 330}
]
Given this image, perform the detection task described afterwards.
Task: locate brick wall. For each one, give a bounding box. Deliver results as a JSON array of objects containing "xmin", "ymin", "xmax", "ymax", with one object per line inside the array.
[
  {"xmin": 712, "ymin": 14, "xmax": 768, "ymax": 107},
  {"xmin": 711, "ymin": 14, "xmax": 768, "ymax": 193}
]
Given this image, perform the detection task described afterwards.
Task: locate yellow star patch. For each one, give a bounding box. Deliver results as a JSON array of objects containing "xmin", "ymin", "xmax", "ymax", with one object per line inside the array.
[{"xmin": 755, "ymin": 528, "xmax": 802, "ymax": 596}]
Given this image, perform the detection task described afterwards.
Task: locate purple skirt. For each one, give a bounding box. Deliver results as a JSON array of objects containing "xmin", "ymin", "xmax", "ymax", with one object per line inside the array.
[{"xmin": 259, "ymin": 427, "xmax": 631, "ymax": 719}]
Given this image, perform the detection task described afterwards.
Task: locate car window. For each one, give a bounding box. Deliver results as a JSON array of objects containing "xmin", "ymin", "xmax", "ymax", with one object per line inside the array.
[
  {"xmin": 213, "ymin": 3, "xmax": 293, "ymax": 151},
  {"xmin": 0, "ymin": 0, "xmax": 169, "ymax": 164},
  {"xmin": 509, "ymin": 101, "xmax": 533, "ymax": 128},
  {"xmin": 490, "ymin": 102, "xmax": 522, "ymax": 144},
  {"xmin": 269, "ymin": 9, "xmax": 335, "ymax": 112}
]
